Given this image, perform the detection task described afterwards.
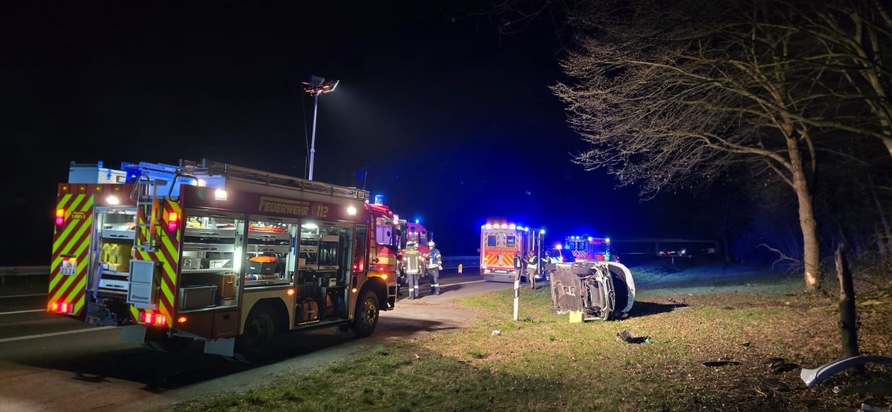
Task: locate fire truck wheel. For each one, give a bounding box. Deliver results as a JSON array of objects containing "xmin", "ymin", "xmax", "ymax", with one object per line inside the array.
[
  {"xmin": 235, "ymin": 304, "xmax": 278, "ymax": 362},
  {"xmin": 351, "ymin": 290, "xmax": 379, "ymax": 337}
]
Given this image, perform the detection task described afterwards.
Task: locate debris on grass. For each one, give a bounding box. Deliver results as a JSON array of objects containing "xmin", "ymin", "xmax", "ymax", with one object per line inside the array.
[
  {"xmin": 760, "ymin": 377, "xmax": 790, "ymax": 392},
  {"xmin": 703, "ymin": 360, "xmax": 740, "ymax": 367},
  {"xmin": 618, "ymin": 330, "xmax": 650, "ymax": 344}
]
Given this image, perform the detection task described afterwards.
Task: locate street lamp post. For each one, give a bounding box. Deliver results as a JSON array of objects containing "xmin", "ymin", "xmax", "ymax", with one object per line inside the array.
[{"xmin": 302, "ymin": 75, "xmax": 339, "ymax": 181}]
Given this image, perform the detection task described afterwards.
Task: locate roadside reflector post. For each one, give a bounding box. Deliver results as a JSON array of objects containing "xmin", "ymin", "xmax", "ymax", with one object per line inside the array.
[
  {"xmin": 513, "ymin": 274, "xmax": 520, "ymax": 321},
  {"xmin": 458, "ymin": 263, "xmax": 462, "ymax": 275},
  {"xmin": 513, "ymin": 254, "xmax": 522, "ymax": 321}
]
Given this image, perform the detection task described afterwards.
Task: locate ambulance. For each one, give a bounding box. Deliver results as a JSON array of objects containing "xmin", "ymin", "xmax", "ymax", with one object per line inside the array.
[{"xmin": 479, "ymin": 221, "xmax": 545, "ymax": 283}]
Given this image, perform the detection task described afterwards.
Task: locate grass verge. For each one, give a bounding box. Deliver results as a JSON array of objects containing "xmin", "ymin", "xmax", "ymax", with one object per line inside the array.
[{"xmin": 173, "ymin": 276, "xmax": 892, "ymax": 412}]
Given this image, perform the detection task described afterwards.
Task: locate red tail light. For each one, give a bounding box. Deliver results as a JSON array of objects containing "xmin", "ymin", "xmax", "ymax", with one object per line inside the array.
[
  {"xmin": 50, "ymin": 301, "xmax": 72, "ymax": 314},
  {"xmin": 167, "ymin": 212, "xmax": 179, "ymax": 232},
  {"xmin": 139, "ymin": 311, "xmax": 168, "ymax": 327},
  {"xmin": 55, "ymin": 208, "xmax": 65, "ymax": 227}
]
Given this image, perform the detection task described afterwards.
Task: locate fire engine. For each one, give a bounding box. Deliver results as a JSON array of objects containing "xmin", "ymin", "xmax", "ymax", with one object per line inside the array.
[
  {"xmin": 562, "ymin": 235, "xmax": 620, "ymax": 263},
  {"xmin": 396, "ymin": 219, "xmax": 433, "ymax": 289},
  {"xmin": 400, "ymin": 220, "xmax": 433, "ymax": 256},
  {"xmin": 49, "ymin": 159, "xmax": 400, "ymax": 361},
  {"xmin": 479, "ymin": 221, "xmax": 545, "ymax": 283}
]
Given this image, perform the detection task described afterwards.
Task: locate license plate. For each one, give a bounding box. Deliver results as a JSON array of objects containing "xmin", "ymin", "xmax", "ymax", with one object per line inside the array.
[{"xmin": 61, "ymin": 259, "xmax": 77, "ymax": 276}]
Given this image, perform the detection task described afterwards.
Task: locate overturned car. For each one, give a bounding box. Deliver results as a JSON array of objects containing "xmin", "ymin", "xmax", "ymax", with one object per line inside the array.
[{"xmin": 548, "ymin": 261, "xmax": 636, "ymax": 321}]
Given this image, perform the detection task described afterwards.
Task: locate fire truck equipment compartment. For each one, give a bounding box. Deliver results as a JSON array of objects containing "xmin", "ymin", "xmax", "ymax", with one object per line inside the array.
[{"xmin": 179, "ymin": 285, "xmax": 218, "ymax": 310}]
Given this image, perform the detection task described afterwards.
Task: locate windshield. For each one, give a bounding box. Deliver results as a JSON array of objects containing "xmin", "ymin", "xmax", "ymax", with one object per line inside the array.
[{"xmin": 546, "ymin": 249, "xmax": 576, "ymax": 262}]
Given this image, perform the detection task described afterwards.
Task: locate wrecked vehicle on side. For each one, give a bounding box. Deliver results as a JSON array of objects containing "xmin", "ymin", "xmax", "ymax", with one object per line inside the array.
[{"xmin": 548, "ymin": 261, "xmax": 636, "ymax": 321}]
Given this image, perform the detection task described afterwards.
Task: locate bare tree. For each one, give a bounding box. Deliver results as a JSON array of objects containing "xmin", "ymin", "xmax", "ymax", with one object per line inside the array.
[
  {"xmin": 796, "ymin": 0, "xmax": 892, "ymax": 159},
  {"xmin": 551, "ymin": 0, "xmax": 828, "ymax": 290}
]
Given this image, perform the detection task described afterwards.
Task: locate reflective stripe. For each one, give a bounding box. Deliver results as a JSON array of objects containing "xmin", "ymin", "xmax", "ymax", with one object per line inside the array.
[{"xmin": 431, "ymin": 284, "xmax": 439, "ymax": 287}]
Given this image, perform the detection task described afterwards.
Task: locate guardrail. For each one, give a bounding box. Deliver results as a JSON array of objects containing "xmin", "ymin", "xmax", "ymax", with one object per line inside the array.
[
  {"xmin": 0, "ymin": 266, "xmax": 48, "ymax": 287},
  {"xmin": 441, "ymin": 256, "xmax": 479, "ymax": 271},
  {"xmin": 0, "ymin": 257, "xmax": 481, "ymax": 285}
]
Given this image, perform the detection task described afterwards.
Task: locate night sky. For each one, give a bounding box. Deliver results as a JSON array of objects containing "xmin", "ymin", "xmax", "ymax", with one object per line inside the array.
[{"xmin": 2, "ymin": 2, "xmax": 704, "ymax": 265}]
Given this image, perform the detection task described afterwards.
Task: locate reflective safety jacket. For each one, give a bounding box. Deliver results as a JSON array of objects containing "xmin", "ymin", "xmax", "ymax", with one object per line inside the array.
[
  {"xmin": 404, "ymin": 249, "xmax": 423, "ymax": 275},
  {"xmin": 427, "ymin": 248, "xmax": 442, "ymax": 267},
  {"xmin": 527, "ymin": 255, "xmax": 539, "ymax": 271}
]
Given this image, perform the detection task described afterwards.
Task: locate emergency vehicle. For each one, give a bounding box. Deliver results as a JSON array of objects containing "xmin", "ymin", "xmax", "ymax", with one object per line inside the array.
[
  {"xmin": 396, "ymin": 219, "xmax": 433, "ymax": 290},
  {"xmin": 49, "ymin": 159, "xmax": 399, "ymax": 361},
  {"xmin": 400, "ymin": 220, "xmax": 433, "ymax": 256},
  {"xmin": 563, "ymin": 235, "xmax": 620, "ymax": 263},
  {"xmin": 479, "ymin": 221, "xmax": 545, "ymax": 283}
]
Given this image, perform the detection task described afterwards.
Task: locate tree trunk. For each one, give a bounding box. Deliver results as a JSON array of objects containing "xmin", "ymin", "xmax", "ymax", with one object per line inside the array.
[
  {"xmin": 835, "ymin": 244, "xmax": 861, "ymax": 362},
  {"xmin": 791, "ymin": 152, "xmax": 821, "ymax": 292},
  {"xmin": 868, "ymin": 174, "xmax": 892, "ymax": 257}
]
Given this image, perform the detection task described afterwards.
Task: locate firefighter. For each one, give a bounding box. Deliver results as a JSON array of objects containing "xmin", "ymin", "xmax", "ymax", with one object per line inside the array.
[
  {"xmin": 426, "ymin": 241, "xmax": 442, "ymax": 295},
  {"xmin": 403, "ymin": 241, "xmax": 423, "ymax": 299},
  {"xmin": 527, "ymin": 251, "xmax": 539, "ymax": 289},
  {"xmin": 513, "ymin": 253, "xmax": 523, "ymax": 281}
]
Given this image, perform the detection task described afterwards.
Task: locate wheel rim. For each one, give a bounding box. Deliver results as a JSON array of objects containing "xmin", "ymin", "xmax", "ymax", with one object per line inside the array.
[
  {"xmin": 359, "ymin": 298, "xmax": 377, "ymax": 327},
  {"xmin": 246, "ymin": 313, "xmax": 273, "ymax": 349}
]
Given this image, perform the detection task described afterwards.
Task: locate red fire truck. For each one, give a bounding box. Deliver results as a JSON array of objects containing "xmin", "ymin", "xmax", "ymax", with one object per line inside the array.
[
  {"xmin": 562, "ymin": 235, "xmax": 620, "ymax": 263},
  {"xmin": 401, "ymin": 220, "xmax": 433, "ymax": 256},
  {"xmin": 396, "ymin": 219, "xmax": 433, "ymax": 289},
  {"xmin": 479, "ymin": 221, "xmax": 545, "ymax": 283},
  {"xmin": 49, "ymin": 159, "xmax": 399, "ymax": 361}
]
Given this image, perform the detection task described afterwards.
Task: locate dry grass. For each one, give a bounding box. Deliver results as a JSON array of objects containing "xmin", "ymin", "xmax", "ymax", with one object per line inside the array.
[{"xmin": 174, "ymin": 265, "xmax": 892, "ymax": 412}]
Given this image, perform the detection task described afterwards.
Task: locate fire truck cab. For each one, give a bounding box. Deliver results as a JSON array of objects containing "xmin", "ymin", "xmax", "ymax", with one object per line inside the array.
[
  {"xmin": 49, "ymin": 159, "xmax": 399, "ymax": 361},
  {"xmin": 563, "ymin": 236, "xmax": 620, "ymax": 263},
  {"xmin": 479, "ymin": 221, "xmax": 545, "ymax": 283},
  {"xmin": 396, "ymin": 219, "xmax": 433, "ymax": 289}
]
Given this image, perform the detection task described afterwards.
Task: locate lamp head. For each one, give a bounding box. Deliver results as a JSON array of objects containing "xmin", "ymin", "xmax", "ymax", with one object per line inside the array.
[{"xmin": 303, "ymin": 76, "xmax": 339, "ymax": 95}]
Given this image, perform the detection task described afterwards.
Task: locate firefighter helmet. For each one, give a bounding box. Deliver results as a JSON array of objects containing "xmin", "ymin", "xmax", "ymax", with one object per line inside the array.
[{"xmin": 428, "ymin": 241, "xmax": 435, "ymax": 247}]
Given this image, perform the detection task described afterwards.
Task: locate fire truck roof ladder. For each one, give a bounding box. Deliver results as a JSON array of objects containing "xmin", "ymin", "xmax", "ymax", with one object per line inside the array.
[
  {"xmin": 132, "ymin": 176, "xmax": 162, "ymax": 252},
  {"xmin": 178, "ymin": 159, "xmax": 370, "ymax": 201}
]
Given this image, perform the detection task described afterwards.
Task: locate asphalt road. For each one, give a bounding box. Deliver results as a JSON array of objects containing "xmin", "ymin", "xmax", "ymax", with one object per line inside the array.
[{"xmin": 0, "ymin": 270, "xmax": 509, "ymax": 412}]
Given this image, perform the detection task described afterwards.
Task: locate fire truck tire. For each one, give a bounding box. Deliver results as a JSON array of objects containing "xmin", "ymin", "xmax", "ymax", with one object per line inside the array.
[
  {"xmin": 235, "ymin": 304, "xmax": 278, "ymax": 362},
  {"xmin": 351, "ymin": 290, "xmax": 379, "ymax": 337}
]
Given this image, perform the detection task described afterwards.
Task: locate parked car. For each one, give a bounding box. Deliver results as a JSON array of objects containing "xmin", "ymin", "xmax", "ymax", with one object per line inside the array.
[{"xmin": 658, "ymin": 249, "xmax": 688, "ymax": 257}]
